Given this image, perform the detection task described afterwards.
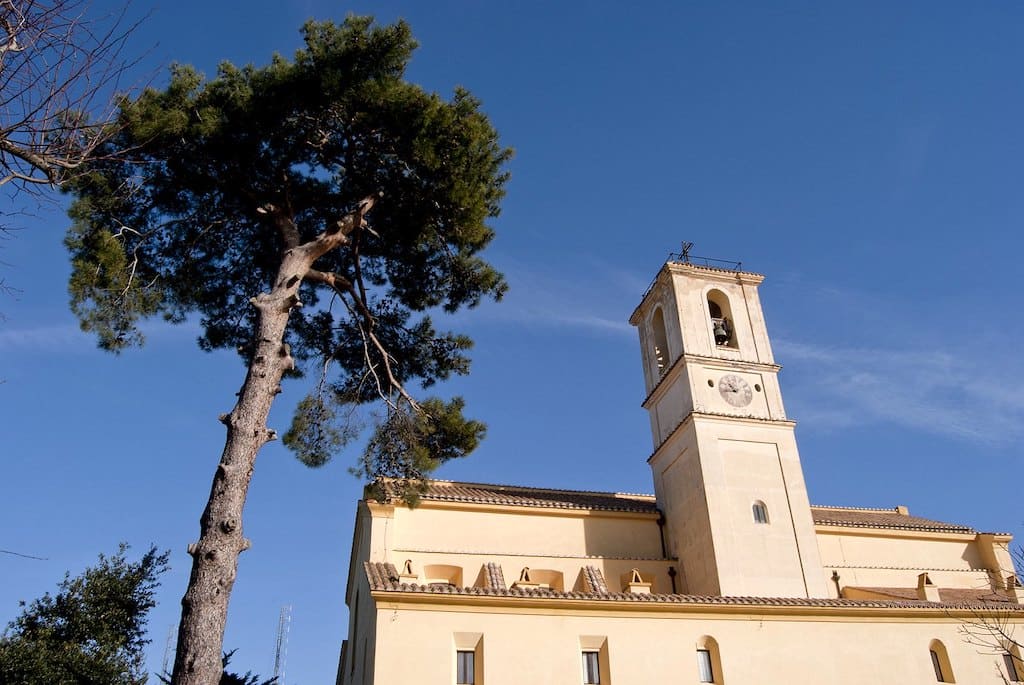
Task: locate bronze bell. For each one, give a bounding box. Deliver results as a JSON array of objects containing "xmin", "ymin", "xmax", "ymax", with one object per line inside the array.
[{"xmin": 714, "ymin": 321, "xmax": 730, "ymax": 345}]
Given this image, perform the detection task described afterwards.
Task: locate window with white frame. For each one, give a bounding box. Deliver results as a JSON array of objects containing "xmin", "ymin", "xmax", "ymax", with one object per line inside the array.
[
  {"xmin": 697, "ymin": 648, "xmax": 714, "ymax": 683},
  {"xmin": 582, "ymin": 651, "xmax": 601, "ymax": 684},
  {"xmin": 456, "ymin": 650, "xmax": 475, "ymax": 684}
]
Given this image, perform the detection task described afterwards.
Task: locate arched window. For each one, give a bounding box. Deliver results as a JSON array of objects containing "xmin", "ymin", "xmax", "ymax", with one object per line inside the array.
[
  {"xmin": 651, "ymin": 307, "xmax": 670, "ymax": 375},
  {"xmin": 706, "ymin": 290, "xmax": 737, "ymax": 349},
  {"xmin": 752, "ymin": 501, "xmax": 769, "ymax": 524},
  {"xmin": 696, "ymin": 636, "xmax": 724, "ymax": 684},
  {"xmin": 929, "ymin": 640, "xmax": 955, "ymax": 682}
]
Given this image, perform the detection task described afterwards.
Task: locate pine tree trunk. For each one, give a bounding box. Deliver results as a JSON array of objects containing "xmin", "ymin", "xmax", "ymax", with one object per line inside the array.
[
  {"xmin": 169, "ymin": 251, "xmax": 305, "ymax": 685},
  {"xmin": 168, "ymin": 202, "xmax": 367, "ymax": 685}
]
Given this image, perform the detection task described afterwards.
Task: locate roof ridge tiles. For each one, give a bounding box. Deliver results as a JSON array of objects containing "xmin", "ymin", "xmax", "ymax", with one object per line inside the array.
[
  {"xmin": 811, "ymin": 505, "xmax": 901, "ymax": 513},
  {"xmin": 377, "ymin": 479, "xmax": 660, "ymax": 514},
  {"xmin": 362, "ymin": 563, "xmax": 1023, "ymax": 611},
  {"xmin": 411, "ymin": 478, "xmax": 656, "ymax": 500}
]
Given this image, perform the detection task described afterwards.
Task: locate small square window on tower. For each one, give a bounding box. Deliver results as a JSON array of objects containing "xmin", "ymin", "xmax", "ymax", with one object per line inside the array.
[{"xmin": 752, "ymin": 501, "xmax": 769, "ymax": 524}]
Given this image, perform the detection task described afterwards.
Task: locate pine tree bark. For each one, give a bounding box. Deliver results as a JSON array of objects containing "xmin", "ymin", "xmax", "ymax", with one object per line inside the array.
[{"xmin": 170, "ymin": 199, "xmax": 373, "ymax": 685}]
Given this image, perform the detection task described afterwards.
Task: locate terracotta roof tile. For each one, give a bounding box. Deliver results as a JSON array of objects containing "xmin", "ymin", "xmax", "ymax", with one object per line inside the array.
[
  {"xmin": 810, "ymin": 506, "xmax": 974, "ymax": 533},
  {"xmin": 844, "ymin": 586, "xmax": 1015, "ymax": 605},
  {"xmin": 381, "ymin": 480, "xmax": 659, "ymax": 514},
  {"xmin": 484, "ymin": 562, "xmax": 506, "ymax": 590},
  {"xmin": 845, "ymin": 586, "xmax": 920, "ymax": 601},
  {"xmin": 939, "ymin": 588, "xmax": 1016, "ymax": 604},
  {"xmin": 365, "ymin": 561, "xmax": 399, "ymax": 587},
  {"xmin": 581, "ymin": 565, "xmax": 609, "ymax": 594},
  {"xmin": 363, "ymin": 563, "xmax": 1024, "ymax": 611}
]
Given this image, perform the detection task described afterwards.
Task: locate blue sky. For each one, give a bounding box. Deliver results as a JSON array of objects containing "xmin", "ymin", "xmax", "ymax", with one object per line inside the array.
[{"xmin": 2, "ymin": 1, "xmax": 1023, "ymax": 683}]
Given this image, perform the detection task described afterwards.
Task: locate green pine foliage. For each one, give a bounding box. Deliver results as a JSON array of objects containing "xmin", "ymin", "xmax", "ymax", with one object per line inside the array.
[
  {"xmin": 0, "ymin": 545, "xmax": 170, "ymax": 685},
  {"xmin": 358, "ymin": 397, "xmax": 486, "ymax": 504},
  {"xmin": 216, "ymin": 650, "xmax": 277, "ymax": 685},
  {"xmin": 64, "ymin": 16, "xmax": 512, "ymax": 492},
  {"xmin": 158, "ymin": 650, "xmax": 279, "ymax": 685}
]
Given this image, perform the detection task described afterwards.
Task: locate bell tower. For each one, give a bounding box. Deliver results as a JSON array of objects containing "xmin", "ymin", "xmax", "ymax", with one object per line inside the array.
[{"xmin": 630, "ymin": 254, "xmax": 827, "ymax": 598}]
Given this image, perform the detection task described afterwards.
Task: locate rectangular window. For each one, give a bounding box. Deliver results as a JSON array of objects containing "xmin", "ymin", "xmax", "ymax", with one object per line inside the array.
[
  {"xmin": 1005, "ymin": 653, "xmax": 1021, "ymax": 682},
  {"xmin": 457, "ymin": 650, "xmax": 475, "ymax": 684},
  {"xmin": 930, "ymin": 650, "xmax": 944, "ymax": 682},
  {"xmin": 582, "ymin": 651, "xmax": 601, "ymax": 684},
  {"xmin": 697, "ymin": 648, "xmax": 714, "ymax": 683}
]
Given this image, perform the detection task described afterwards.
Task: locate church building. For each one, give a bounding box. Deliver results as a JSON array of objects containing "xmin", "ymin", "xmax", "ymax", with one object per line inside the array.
[{"xmin": 337, "ymin": 256, "xmax": 1024, "ymax": 684}]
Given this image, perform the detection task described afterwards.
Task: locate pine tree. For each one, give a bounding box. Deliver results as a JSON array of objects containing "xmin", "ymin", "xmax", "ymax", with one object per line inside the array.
[{"xmin": 64, "ymin": 16, "xmax": 511, "ymax": 685}]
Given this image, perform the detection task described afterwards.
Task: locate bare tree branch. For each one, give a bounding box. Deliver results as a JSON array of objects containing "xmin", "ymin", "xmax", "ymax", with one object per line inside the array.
[
  {"xmin": 956, "ymin": 546, "xmax": 1024, "ymax": 681},
  {"xmin": 0, "ymin": 0, "xmax": 143, "ymax": 194}
]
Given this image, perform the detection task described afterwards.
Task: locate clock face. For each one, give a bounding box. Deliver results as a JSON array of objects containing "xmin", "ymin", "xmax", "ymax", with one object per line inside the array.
[{"xmin": 718, "ymin": 374, "xmax": 753, "ymax": 407}]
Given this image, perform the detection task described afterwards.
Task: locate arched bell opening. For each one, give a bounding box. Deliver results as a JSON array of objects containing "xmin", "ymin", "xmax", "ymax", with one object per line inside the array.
[
  {"xmin": 706, "ymin": 290, "xmax": 737, "ymax": 349},
  {"xmin": 651, "ymin": 307, "xmax": 671, "ymax": 375}
]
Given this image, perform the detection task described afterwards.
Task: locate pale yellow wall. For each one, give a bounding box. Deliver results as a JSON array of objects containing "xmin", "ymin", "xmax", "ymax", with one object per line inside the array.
[
  {"xmin": 339, "ymin": 575, "xmax": 378, "ymax": 685},
  {"xmin": 697, "ymin": 420, "xmax": 826, "ymax": 598},
  {"xmin": 650, "ymin": 429, "xmax": 717, "ymax": 595},
  {"xmin": 819, "ymin": 530, "xmax": 984, "ymax": 573},
  {"xmin": 738, "ymin": 281, "xmax": 775, "ymax": 364},
  {"xmin": 651, "ymin": 415, "xmax": 828, "ymax": 598},
  {"xmin": 340, "ymin": 505, "xmax": 384, "ymax": 685},
  {"xmin": 816, "ymin": 528, "xmax": 1017, "ymax": 596},
  {"xmin": 651, "ymin": 365, "xmax": 692, "ymax": 444},
  {"xmin": 367, "ymin": 599, "xmax": 1023, "ymax": 684},
  {"xmin": 710, "ymin": 436, "xmax": 815, "ymax": 596},
  {"xmin": 349, "ymin": 500, "xmax": 675, "ymax": 596},
  {"xmin": 388, "ymin": 505, "xmax": 662, "ymax": 560}
]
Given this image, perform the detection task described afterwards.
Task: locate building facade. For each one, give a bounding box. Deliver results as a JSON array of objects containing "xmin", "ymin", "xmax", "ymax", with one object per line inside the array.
[{"xmin": 337, "ymin": 258, "xmax": 1024, "ymax": 684}]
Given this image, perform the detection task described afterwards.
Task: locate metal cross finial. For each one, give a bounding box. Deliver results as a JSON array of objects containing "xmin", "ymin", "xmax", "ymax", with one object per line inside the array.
[{"xmin": 681, "ymin": 241, "xmax": 694, "ymax": 263}]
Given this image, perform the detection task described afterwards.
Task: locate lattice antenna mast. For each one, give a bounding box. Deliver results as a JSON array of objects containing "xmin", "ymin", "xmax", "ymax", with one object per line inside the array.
[
  {"xmin": 273, "ymin": 605, "xmax": 292, "ymax": 683},
  {"xmin": 162, "ymin": 624, "xmax": 177, "ymax": 676}
]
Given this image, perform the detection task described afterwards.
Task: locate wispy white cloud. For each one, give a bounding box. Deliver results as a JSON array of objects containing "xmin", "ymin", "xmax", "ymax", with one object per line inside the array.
[
  {"xmin": 490, "ymin": 307, "xmax": 633, "ymax": 335},
  {"xmin": 0, "ymin": 323, "xmax": 86, "ymax": 351},
  {"xmin": 774, "ymin": 337, "xmax": 1024, "ymax": 446},
  {"xmin": 0, "ymin": 317, "xmax": 203, "ymax": 353},
  {"xmin": 462, "ymin": 255, "xmax": 641, "ymax": 338}
]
